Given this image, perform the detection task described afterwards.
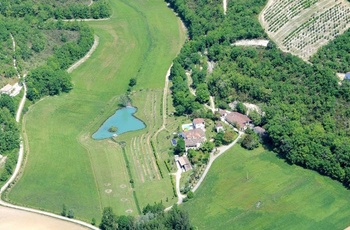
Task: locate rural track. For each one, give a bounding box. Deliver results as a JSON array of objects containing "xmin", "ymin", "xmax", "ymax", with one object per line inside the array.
[
  {"xmin": 223, "ymin": 0, "xmax": 227, "ymax": 15},
  {"xmin": 0, "ymin": 34, "xmax": 99, "ymax": 230},
  {"xmin": 67, "ymin": 35, "xmax": 99, "ymax": 73},
  {"xmin": 153, "ymin": 64, "xmax": 172, "ymax": 139}
]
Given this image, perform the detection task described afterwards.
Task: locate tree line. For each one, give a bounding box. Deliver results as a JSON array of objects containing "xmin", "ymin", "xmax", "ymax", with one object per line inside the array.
[
  {"xmin": 26, "ymin": 22, "xmax": 94, "ymax": 101},
  {"xmin": 0, "ymin": 95, "xmax": 19, "ymax": 182},
  {"xmin": 100, "ymin": 203, "xmax": 193, "ymax": 230},
  {"xmin": 0, "ymin": 0, "xmax": 111, "ymax": 20},
  {"xmin": 167, "ymin": 0, "xmax": 350, "ymax": 187}
]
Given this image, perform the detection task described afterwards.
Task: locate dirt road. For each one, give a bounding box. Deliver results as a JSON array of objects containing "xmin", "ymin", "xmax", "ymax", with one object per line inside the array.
[{"xmin": 0, "ymin": 206, "xmax": 88, "ymax": 230}]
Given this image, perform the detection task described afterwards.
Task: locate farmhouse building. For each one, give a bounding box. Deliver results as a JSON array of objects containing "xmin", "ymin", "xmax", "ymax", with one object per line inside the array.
[
  {"xmin": 219, "ymin": 109, "xmax": 229, "ymax": 118},
  {"xmin": 177, "ymin": 156, "xmax": 192, "ymax": 172},
  {"xmin": 193, "ymin": 118, "xmax": 205, "ymax": 130},
  {"xmin": 183, "ymin": 128, "xmax": 206, "ymax": 150},
  {"xmin": 0, "ymin": 84, "xmax": 13, "ymax": 94},
  {"xmin": 225, "ymin": 112, "xmax": 252, "ymax": 131}
]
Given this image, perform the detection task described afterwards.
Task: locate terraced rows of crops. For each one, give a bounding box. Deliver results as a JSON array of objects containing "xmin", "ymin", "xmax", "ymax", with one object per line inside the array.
[
  {"xmin": 264, "ymin": 0, "xmax": 319, "ymax": 32},
  {"xmin": 260, "ymin": 0, "xmax": 350, "ymax": 60}
]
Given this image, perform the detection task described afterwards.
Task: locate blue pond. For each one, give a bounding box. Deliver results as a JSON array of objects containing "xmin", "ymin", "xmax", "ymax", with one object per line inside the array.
[{"xmin": 92, "ymin": 106, "xmax": 145, "ymax": 140}]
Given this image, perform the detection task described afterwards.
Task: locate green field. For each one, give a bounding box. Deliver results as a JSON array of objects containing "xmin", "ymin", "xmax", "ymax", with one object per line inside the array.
[
  {"xmin": 7, "ymin": 0, "xmax": 186, "ymax": 222},
  {"xmin": 183, "ymin": 145, "xmax": 350, "ymax": 230}
]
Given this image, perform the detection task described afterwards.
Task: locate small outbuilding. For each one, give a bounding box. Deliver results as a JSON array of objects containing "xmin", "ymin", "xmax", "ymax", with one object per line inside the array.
[
  {"xmin": 193, "ymin": 118, "xmax": 205, "ymax": 130},
  {"xmin": 345, "ymin": 72, "xmax": 350, "ymax": 80},
  {"xmin": 177, "ymin": 156, "xmax": 192, "ymax": 172},
  {"xmin": 215, "ymin": 122, "xmax": 224, "ymax": 133},
  {"xmin": 0, "ymin": 84, "xmax": 13, "ymax": 94}
]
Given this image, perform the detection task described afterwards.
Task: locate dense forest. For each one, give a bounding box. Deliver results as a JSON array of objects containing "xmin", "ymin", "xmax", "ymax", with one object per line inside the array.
[
  {"xmin": 0, "ymin": 0, "xmax": 111, "ymax": 20},
  {"xmin": 99, "ymin": 203, "xmax": 193, "ymax": 230},
  {"xmin": 167, "ymin": 0, "xmax": 350, "ymax": 187},
  {"xmin": 0, "ymin": 94, "xmax": 19, "ymax": 182}
]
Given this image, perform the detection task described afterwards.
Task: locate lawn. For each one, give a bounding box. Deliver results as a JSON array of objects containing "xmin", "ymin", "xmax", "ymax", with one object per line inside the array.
[
  {"xmin": 183, "ymin": 145, "xmax": 350, "ymax": 230},
  {"xmin": 7, "ymin": 0, "xmax": 186, "ymax": 222}
]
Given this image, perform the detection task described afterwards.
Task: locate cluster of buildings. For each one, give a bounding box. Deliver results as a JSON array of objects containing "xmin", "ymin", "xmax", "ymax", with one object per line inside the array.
[
  {"xmin": 0, "ymin": 83, "xmax": 22, "ymax": 97},
  {"xmin": 176, "ymin": 118, "xmax": 207, "ymax": 172},
  {"xmin": 180, "ymin": 118, "xmax": 206, "ymax": 151},
  {"xmin": 175, "ymin": 108, "xmax": 266, "ymax": 172}
]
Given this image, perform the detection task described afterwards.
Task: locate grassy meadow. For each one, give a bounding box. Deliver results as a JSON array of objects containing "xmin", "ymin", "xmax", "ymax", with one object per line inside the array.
[
  {"xmin": 8, "ymin": 0, "xmax": 186, "ymax": 222},
  {"xmin": 183, "ymin": 145, "xmax": 350, "ymax": 229}
]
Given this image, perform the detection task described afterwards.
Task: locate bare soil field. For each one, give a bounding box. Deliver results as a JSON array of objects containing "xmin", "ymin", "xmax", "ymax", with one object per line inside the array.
[
  {"xmin": 260, "ymin": 0, "xmax": 350, "ymax": 60},
  {"xmin": 0, "ymin": 206, "xmax": 88, "ymax": 230}
]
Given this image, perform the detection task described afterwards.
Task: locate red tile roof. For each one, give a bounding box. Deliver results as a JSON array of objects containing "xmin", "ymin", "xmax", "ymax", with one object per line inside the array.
[
  {"xmin": 183, "ymin": 128, "xmax": 206, "ymax": 147},
  {"xmin": 193, "ymin": 118, "xmax": 205, "ymax": 124},
  {"xmin": 225, "ymin": 112, "xmax": 251, "ymax": 129}
]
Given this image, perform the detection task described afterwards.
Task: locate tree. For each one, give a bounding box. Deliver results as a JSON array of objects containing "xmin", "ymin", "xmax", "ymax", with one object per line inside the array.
[
  {"xmin": 116, "ymin": 215, "xmax": 135, "ymax": 230},
  {"xmin": 61, "ymin": 204, "xmax": 67, "ymax": 216},
  {"xmin": 222, "ymin": 131, "xmax": 235, "ymax": 145},
  {"xmin": 129, "ymin": 78, "xmax": 137, "ymax": 87},
  {"xmin": 108, "ymin": 126, "xmax": 118, "ymax": 133},
  {"xmin": 165, "ymin": 205, "xmax": 193, "ymax": 230},
  {"xmin": 214, "ymin": 131, "xmax": 224, "ymax": 146},
  {"xmin": 100, "ymin": 207, "xmax": 118, "ymax": 230},
  {"xmin": 91, "ymin": 218, "xmax": 96, "ymax": 226},
  {"xmin": 174, "ymin": 138, "xmax": 185, "ymax": 155},
  {"xmin": 68, "ymin": 209, "xmax": 74, "ymax": 218},
  {"xmin": 143, "ymin": 202, "xmax": 165, "ymax": 215},
  {"xmin": 249, "ymin": 110, "xmax": 261, "ymax": 126},
  {"xmin": 241, "ymin": 133, "xmax": 259, "ymax": 150},
  {"xmin": 200, "ymin": 141, "xmax": 214, "ymax": 153},
  {"xmin": 236, "ymin": 102, "xmax": 246, "ymax": 114},
  {"xmin": 0, "ymin": 94, "xmax": 15, "ymax": 116},
  {"xmin": 195, "ymin": 83, "xmax": 210, "ymax": 103}
]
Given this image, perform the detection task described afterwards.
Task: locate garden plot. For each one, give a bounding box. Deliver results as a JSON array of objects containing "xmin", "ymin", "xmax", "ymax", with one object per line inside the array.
[
  {"xmin": 126, "ymin": 91, "xmax": 162, "ymax": 184},
  {"xmin": 260, "ymin": 0, "xmax": 350, "ymax": 60}
]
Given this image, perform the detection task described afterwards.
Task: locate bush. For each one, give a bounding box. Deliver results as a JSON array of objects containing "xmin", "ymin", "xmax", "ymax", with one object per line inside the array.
[
  {"xmin": 108, "ymin": 126, "xmax": 118, "ymax": 132},
  {"xmin": 241, "ymin": 133, "xmax": 259, "ymax": 150}
]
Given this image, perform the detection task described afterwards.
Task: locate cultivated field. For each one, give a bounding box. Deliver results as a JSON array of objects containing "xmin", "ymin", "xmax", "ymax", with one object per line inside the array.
[
  {"xmin": 7, "ymin": 0, "xmax": 186, "ymax": 222},
  {"xmin": 260, "ymin": 0, "xmax": 350, "ymax": 60},
  {"xmin": 183, "ymin": 145, "xmax": 350, "ymax": 229}
]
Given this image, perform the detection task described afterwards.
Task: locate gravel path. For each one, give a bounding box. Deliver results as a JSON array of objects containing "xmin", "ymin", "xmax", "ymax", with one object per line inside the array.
[
  {"xmin": 153, "ymin": 64, "xmax": 172, "ymax": 138},
  {"xmin": 233, "ymin": 39, "xmax": 269, "ymax": 47},
  {"xmin": 67, "ymin": 35, "xmax": 99, "ymax": 73},
  {"xmin": 62, "ymin": 18, "xmax": 110, "ymax": 22},
  {"xmin": 223, "ymin": 0, "xmax": 227, "ymax": 15}
]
